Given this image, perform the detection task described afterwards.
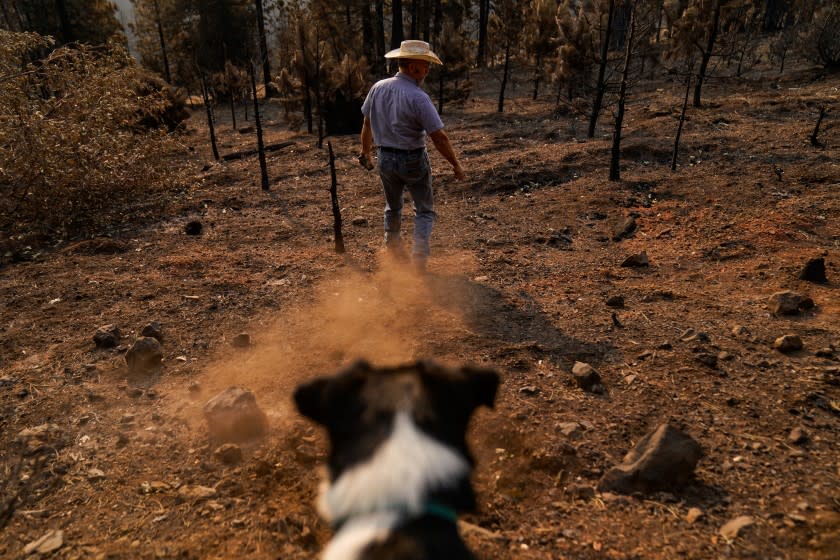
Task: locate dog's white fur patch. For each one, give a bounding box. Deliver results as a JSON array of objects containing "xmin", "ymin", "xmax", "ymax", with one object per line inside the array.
[
  {"xmin": 319, "ymin": 411, "xmax": 469, "ymax": 523},
  {"xmin": 323, "ymin": 511, "xmax": 401, "ymax": 560}
]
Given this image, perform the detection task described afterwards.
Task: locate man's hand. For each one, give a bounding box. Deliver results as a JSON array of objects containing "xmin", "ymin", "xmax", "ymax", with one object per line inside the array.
[
  {"xmin": 453, "ymin": 163, "xmax": 466, "ymax": 181},
  {"xmin": 358, "ymin": 152, "xmax": 375, "ymax": 170}
]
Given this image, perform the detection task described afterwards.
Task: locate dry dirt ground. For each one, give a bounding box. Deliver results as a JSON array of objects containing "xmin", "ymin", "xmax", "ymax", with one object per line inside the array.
[{"xmin": 1, "ymin": 64, "xmax": 839, "ymax": 559}]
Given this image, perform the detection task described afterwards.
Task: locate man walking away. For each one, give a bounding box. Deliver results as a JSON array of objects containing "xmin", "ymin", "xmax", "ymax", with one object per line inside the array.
[{"xmin": 360, "ymin": 40, "xmax": 466, "ymax": 273}]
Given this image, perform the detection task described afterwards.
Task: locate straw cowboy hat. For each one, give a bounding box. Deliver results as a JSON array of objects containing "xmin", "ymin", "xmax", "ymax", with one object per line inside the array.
[{"xmin": 384, "ymin": 40, "xmax": 443, "ymax": 65}]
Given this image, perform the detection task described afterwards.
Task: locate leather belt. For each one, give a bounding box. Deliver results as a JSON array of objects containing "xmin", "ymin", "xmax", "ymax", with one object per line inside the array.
[{"xmin": 377, "ymin": 146, "xmax": 425, "ymax": 155}]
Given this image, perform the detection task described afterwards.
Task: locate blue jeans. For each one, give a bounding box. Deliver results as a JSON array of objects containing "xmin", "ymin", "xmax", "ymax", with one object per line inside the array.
[{"xmin": 377, "ymin": 148, "xmax": 435, "ymax": 259}]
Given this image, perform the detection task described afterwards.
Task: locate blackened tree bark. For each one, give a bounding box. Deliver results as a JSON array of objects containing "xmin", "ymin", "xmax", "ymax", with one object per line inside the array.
[
  {"xmin": 693, "ymin": 0, "xmax": 721, "ymax": 108},
  {"xmin": 361, "ymin": 1, "xmax": 375, "ymax": 67},
  {"xmin": 249, "ymin": 60, "xmax": 270, "ymax": 191},
  {"xmin": 671, "ymin": 70, "xmax": 692, "ymax": 171},
  {"xmin": 410, "ymin": 0, "xmax": 418, "ymax": 38},
  {"xmin": 811, "ymin": 107, "xmax": 826, "ymax": 147},
  {"xmin": 200, "ymin": 73, "xmax": 220, "ymax": 162},
  {"xmin": 152, "ymin": 0, "xmax": 172, "ymax": 83},
  {"xmin": 375, "ymin": 0, "xmax": 386, "ymax": 75},
  {"xmin": 432, "ymin": 0, "xmax": 441, "ymax": 48},
  {"xmin": 477, "ymin": 0, "xmax": 489, "ymax": 66},
  {"xmin": 298, "ymin": 22, "xmax": 313, "ymax": 133},
  {"xmin": 327, "ymin": 142, "xmax": 345, "ymax": 254},
  {"xmin": 498, "ymin": 39, "xmax": 511, "ymax": 112},
  {"xmin": 391, "ymin": 0, "xmax": 404, "ymax": 72},
  {"xmin": 609, "ymin": 1, "xmax": 637, "ymax": 182},
  {"xmin": 589, "ymin": 0, "xmax": 616, "ymax": 138},
  {"xmin": 314, "ymin": 26, "xmax": 324, "ymax": 148},
  {"xmin": 55, "ymin": 0, "xmax": 73, "ymax": 44},
  {"xmin": 254, "ymin": 0, "xmax": 272, "ymax": 96}
]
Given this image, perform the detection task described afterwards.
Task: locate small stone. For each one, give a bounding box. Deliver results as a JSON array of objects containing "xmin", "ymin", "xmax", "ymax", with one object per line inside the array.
[
  {"xmin": 597, "ymin": 423, "xmax": 702, "ymax": 494},
  {"xmin": 188, "ymin": 381, "xmax": 201, "ymax": 393},
  {"xmin": 696, "ymin": 353, "xmax": 718, "ymax": 369},
  {"xmin": 519, "ymin": 385, "xmax": 539, "ymax": 395},
  {"xmin": 351, "ymin": 217, "xmax": 368, "ymax": 227},
  {"xmin": 204, "ymin": 387, "xmax": 267, "ymax": 442},
  {"xmin": 799, "ymin": 257, "xmax": 827, "ymax": 283},
  {"xmin": 719, "ymin": 515, "xmax": 754, "ymax": 539},
  {"xmin": 788, "ymin": 426, "xmax": 808, "ymax": 445},
  {"xmin": 774, "ymin": 334, "xmax": 803, "ymax": 353},
  {"xmin": 566, "ymin": 483, "xmax": 595, "ymax": 500},
  {"xmin": 557, "ymin": 422, "xmax": 582, "ymax": 438},
  {"xmin": 718, "ymin": 351, "xmax": 734, "ymax": 362},
  {"xmin": 612, "ymin": 216, "xmax": 637, "ymax": 241},
  {"xmin": 185, "ymin": 221, "xmax": 202, "ymax": 235},
  {"xmin": 87, "ymin": 468, "xmax": 106, "ymax": 481},
  {"xmin": 606, "ymin": 295, "xmax": 625, "ymax": 308},
  {"xmin": 815, "ymin": 348, "xmax": 834, "ymax": 358},
  {"xmin": 120, "ymin": 413, "xmax": 136, "ymax": 424},
  {"xmin": 769, "ymin": 291, "xmax": 813, "ymax": 315},
  {"xmin": 141, "ymin": 322, "xmax": 164, "ymax": 343},
  {"xmin": 125, "ymin": 337, "xmax": 163, "ymax": 376},
  {"xmin": 620, "ymin": 251, "xmax": 649, "ymax": 268},
  {"xmin": 214, "ymin": 443, "xmax": 243, "ymax": 465},
  {"xmin": 177, "ymin": 485, "xmax": 217, "ymax": 501},
  {"xmin": 23, "ymin": 530, "xmax": 64, "ymax": 555},
  {"xmin": 232, "ymin": 333, "xmax": 251, "ymax": 348},
  {"xmin": 731, "ymin": 325, "xmax": 751, "ymax": 339},
  {"xmin": 571, "ymin": 362, "xmax": 602, "ymax": 392},
  {"xmin": 686, "ymin": 507, "xmax": 704, "ymax": 523},
  {"xmin": 93, "ymin": 324, "xmax": 121, "ymax": 349},
  {"xmin": 126, "ymin": 387, "xmax": 143, "ymax": 398}
]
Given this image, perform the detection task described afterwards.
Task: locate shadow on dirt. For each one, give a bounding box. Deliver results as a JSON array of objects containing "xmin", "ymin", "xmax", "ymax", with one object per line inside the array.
[{"xmin": 424, "ymin": 273, "xmax": 616, "ymax": 370}]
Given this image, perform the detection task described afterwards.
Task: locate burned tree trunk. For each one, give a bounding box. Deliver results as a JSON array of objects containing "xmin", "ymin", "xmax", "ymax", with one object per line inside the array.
[
  {"xmin": 153, "ymin": 0, "xmax": 172, "ymax": 83},
  {"xmin": 810, "ymin": 107, "xmax": 826, "ymax": 147},
  {"xmin": 589, "ymin": 0, "xmax": 616, "ymax": 138},
  {"xmin": 498, "ymin": 39, "xmax": 511, "ymax": 113},
  {"xmin": 327, "ymin": 142, "xmax": 345, "ymax": 254},
  {"xmin": 249, "ymin": 61, "xmax": 269, "ymax": 191},
  {"xmin": 693, "ymin": 0, "xmax": 721, "ymax": 108},
  {"xmin": 254, "ymin": 0, "xmax": 272, "ymax": 96},
  {"xmin": 609, "ymin": 1, "xmax": 636, "ymax": 182},
  {"xmin": 671, "ymin": 71, "xmax": 692, "ymax": 171},
  {"xmin": 200, "ymin": 73, "xmax": 220, "ymax": 161}
]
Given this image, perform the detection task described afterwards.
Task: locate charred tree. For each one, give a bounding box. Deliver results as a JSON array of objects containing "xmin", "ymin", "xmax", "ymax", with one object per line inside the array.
[
  {"xmin": 811, "ymin": 107, "xmax": 826, "ymax": 147},
  {"xmin": 671, "ymin": 71, "xmax": 692, "ymax": 171},
  {"xmin": 693, "ymin": 0, "xmax": 722, "ymax": 108},
  {"xmin": 498, "ymin": 39, "xmax": 511, "ymax": 113},
  {"xmin": 609, "ymin": 1, "xmax": 637, "ymax": 182},
  {"xmin": 314, "ymin": 26, "xmax": 325, "ymax": 148},
  {"xmin": 152, "ymin": 0, "xmax": 172, "ymax": 84},
  {"xmin": 299, "ymin": 22, "xmax": 313, "ymax": 133},
  {"xmin": 249, "ymin": 60, "xmax": 269, "ymax": 191},
  {"xmin": 589, "ymin": 0, "xmax": 616, "ymax": 138},
  {"xmin": 254, "ymin": 0, "xmax": 272, "ymax": 96},
  {"xmin": 327, "ymin": 142, "xmax": 345, "ymax": 254},
  {"xmin": 390, "ymin": 0, "xmax": 404, "ymax": 73},
  {"xmin": 477, "ymin": 0, "xmax": 489, "ymax": 66},
  {"xmin": 375, "ymin": 0, "xmax": 386, "ymax": 75},
  {"xmin": 55, "ymin": 0, "xmax": 74, "ymax": 44},
  {"xmin": 200, "ymin": 73, "xmax": 220, "ymax": 161}
]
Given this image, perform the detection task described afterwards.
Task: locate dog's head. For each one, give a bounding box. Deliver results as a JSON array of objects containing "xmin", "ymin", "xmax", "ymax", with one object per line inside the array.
[{"xmin": 294, "ymin": 360, "xmax": 498, "ymax": 523}]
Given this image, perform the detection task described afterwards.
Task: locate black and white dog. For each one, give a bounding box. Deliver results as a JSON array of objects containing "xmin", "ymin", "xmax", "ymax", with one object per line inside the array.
[{"xmin": 294, "ymin": 360, "xmax": 499, "ymax": 560}]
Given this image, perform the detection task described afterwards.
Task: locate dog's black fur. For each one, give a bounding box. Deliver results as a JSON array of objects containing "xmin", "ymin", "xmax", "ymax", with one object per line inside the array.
[{"xmin": 294, "ymin": 360, "xmax": 499, "ymax": 560}]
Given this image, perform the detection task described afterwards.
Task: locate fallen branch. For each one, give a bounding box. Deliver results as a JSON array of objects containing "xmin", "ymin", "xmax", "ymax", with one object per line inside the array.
[{"xmin": 221, "ymin": 141, "xmax": 295, "ymax": 162}]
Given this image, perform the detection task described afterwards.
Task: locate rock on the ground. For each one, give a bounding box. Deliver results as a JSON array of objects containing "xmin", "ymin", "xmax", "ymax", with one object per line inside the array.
[
  {"xmin": 141, "ymin": 322, "xmax": 164, "ymax": 343},
  {"xmin": 612, "ymin": 216, "xmax": 637, "ymax": 241},
  {"xmin": 769, "ymin": 291, "xmax": 814, "ymax": 315},
  {"xmin": 799, "ymin": 257, "xmax": 827, "ymax": 283},
  {"xmin": 93, "ymin": 324, "xmax": 121, "ymax": 349},
  {"xmin": 203, "ymin": 387, "xmax": 267, "ymax": 442},
  {"xmin": 23, "ymin": 530, "xmax": 64, "ymax": 555},
  {"xmin": 214, "ymin": 443, "xmax": 243, "ymax": 465},
  {"xmin": 719, "ymin": 515, "xmax": 754, "ymax": 539},
  {"xmin": 621, "ymin": 251, "xmax": 649, "ymax": 268},
  {"xmin": 232, "ymin": 333, "xmax": 251, "ymax": 348},
  {"xmin": 177, "ymin": 485, "xmax": 217, "ymax": 501},
  {"xmin": 351, "ymin": 217, "xmax": 368, "ymax": 227},
  {"xmin": 557, "ymin": 422, "xmax": 583, "ymax": 439},
  {"xmin": 606, "ymin": 295, "xmax": 625, "ymax": 308},
  {"xmin": 125, "ymin": 336, "xmax": 163, "ymax": 376},
  {"xmin": 597, "ymin": 423, "xmax": 702, "ymax": 494},
  {"xmin": 572, "ymin": 362, "xmax": 602, "ymax": 392},
  {"xmin": 686, "ymin": 507, "xmax": 704, "ymax": 523},
  {"xmin": 788, "ymin": 426, "xmax": 809, "ymax": 445},
  {"xmin": 185, "ymin": 221, "xmax": 203, "ymax": 235},
  {"xmin": 774, "ymin": 334, "xmax": 803, "ymax": 353}
]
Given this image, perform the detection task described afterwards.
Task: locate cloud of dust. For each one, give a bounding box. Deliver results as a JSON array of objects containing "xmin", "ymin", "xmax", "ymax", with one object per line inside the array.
[{"xmin": 180, "ymin": 251, "xmax": 478, "ymax": 432}]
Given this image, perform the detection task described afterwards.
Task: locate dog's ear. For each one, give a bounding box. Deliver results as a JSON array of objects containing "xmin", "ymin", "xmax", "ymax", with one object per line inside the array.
[
  {"xmin": 460, "ymin": 367, "xmax": 499, "ymax": 409},
  {"xmin": 293, "ymin": 377, "xmax": 331, "ymax": 425}
]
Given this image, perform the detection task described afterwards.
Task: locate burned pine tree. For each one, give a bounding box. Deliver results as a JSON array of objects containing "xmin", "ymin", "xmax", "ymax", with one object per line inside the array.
[
  {"xmin": 609, "ymin": 1, "xmax": 638, "ymax": 181},
  {"xmin": 200, "ymin": 72, "xmax": 220, "ymax": 161},
  {"xmin": 327, "ymin": 142, "xmax": 345, "ymax": 254},
  {"xmin": 671, "ymin": 70, "xmax": 693, "ymax": 171},
  {"xmin": 248, "ymin": 59, "xmax": 270, "ymax": 191}
]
